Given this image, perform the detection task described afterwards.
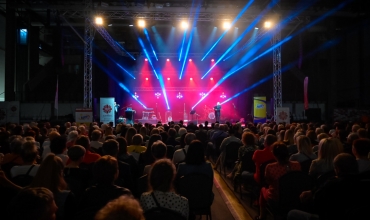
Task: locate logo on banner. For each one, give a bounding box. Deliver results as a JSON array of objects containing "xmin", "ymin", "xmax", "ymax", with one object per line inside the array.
[
  {"xmin": 256, "ymin": 104, "xmax": 264, "ymax": 109},
  {"xmin": 279, "ymin": 111, "xmax": 288, "ymax": 121},
  {"xmin": 102, "ymin": 105, "xmax": 112, "ymax": 114},
  {"xmin": 79, "ymin": 115, "xmax": 91, "ymax": 120}
]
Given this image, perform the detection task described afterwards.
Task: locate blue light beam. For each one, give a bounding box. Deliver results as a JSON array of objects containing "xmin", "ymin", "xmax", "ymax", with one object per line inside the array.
[
  {"xmin": 201, "ymin": 0, "xmax": 255, "ymax": 61},
  {"xmin": 114, "ymin": 41, "xmax": 136, "ymax": 60},
  {"xmin": 179, "ymin": 29, "xmax": 187, "ymax": 61},
  {"xmin": 200, "ymin": 0, "xmax": 278, "ymax": 79},
  {"xmin": 144, "ymin": 28, "xmax": 158, "ymax": 61},
  {"xmin": 138, "ymin": 38, "xmax": 159, "ymax": 79}
]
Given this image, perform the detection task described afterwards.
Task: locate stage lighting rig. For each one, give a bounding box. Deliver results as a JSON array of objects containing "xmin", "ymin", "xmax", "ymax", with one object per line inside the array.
[
  {"xmin": 95, "ymin": 16, "xmax": 103, "ymax": 25},
  {"xmin": 138, "ymin": 19, "xmax": 145, "ymax": 28},
  {"xmin": 181, "ymin": 21, "xmax": 189, "ymax": 29}
]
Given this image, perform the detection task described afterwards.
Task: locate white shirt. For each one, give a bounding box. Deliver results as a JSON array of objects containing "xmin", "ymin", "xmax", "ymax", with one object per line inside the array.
[
  {"xmin": 172, "ymin": 145, "xmax": 189, "ymax": 165},
  {"xmin": 90, "ymin": 141, "xmax": 103, "ymax": 150},
  {"xmin": 10, "ymin": 164, "xmax": 40, "ymax": 178}
]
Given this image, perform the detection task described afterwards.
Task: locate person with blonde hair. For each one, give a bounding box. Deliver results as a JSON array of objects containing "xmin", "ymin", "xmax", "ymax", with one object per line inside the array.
[
  {"xmin": 41, "ymin": 131, "xmax": 61, "ymax": 159},
  {"xmin": 95, "ymin": 195, "xmax": 145, "ymax": 220},
  {"xmin": 309, "ymin": 138, "xmax": 343, "ymax": 178},
  {"xmin": 290, "ymin": 136, "xmax": 317, "ymax": 163}
]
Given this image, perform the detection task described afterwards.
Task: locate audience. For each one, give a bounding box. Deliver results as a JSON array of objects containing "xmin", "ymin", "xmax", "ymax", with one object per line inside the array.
[{"xmin": 95, "ymin": 195, "xmax": 145, "ymax": 220}]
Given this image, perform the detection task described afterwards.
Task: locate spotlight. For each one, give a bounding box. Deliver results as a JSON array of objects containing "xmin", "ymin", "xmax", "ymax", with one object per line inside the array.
[
  {"xmin": 145, "ymin": 58, "xmax": 148, "ymax": 61},
  {"xmin": 167, "ymin": 58, "xmax": 170, "ymax": 62},
  {"xmin": 264, "ymin": 21, "xmax": 272, "ymax": 29},
  {"xmin": 255, "ymin": 27, "xmax": 259, "ymax": 30},
  {"xmin": 129, "ymin": 24, "xmax": 134, "ymax": 27},
  {"xmin": 223, "ymin": 21, "xmax": 231, "ymax": 29},
  {"xmin": 138, "ymin": 19, "xmax": 145, "ymax": 28},
  {"xmin": 189, "ymin": 59, "xmax": 192, "ymax": 62},
  {"xmin": 210, "ymin": 77, "xmax": 213, "ymax": 80},
  {"xmin": 145, "ymin": 77, "xmax": 148, "ymax": 80},
  {"xmin": 211, "ymin": 59, "xmax": 214, "ymax": 62},
  {"xmin": 167, "ymin": 77, "xmax": 170, "ymax": 80},
  {"xmin": 95, "ymin": 16, "xmax": 103, "ymax": 25},
  {"xmin": 181, "ymin": 21, "xmax": 189, "ymax": 29},
  {"xmin": 190, "ymin": 78, "xmax": 193, "ymax": 81}
]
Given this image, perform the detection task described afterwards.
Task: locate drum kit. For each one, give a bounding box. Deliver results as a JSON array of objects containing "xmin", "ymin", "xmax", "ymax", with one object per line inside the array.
[{"xmin": 204, "ymin": 105, "xmax": 215, "ymax": 120}]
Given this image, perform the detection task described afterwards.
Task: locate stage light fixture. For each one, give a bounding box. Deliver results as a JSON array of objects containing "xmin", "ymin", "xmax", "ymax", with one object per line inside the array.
[
  {"xmin": 138, "ymin": 19, "xmax": 146, "ymax": 28},
  {"xmin": 167, "ymin": 58, "xmax": 170, "ymax": 61},
  {"xmin": 189, "ymin": 59, "xmax": 192, "ymax": 62},
  {"xmin": 264, "ymin": 21, "xmax": 272, "ymax": 28},
  {"xmin": 95, "ymin": 16, "xmax": 103, "ymax": 25},
  {"xmin": 145, "ymin": 77, "xmax": 148, "ymax": 80},
  {"xmin": 210, "ymin": 77, "xmax": 213, "ymax": 80},
  {"xmin": 145, "ymin": 58, "xmax": 148, "ymax": 61},
  {"xmin": 223, "ymin": 21, "xmax": 231, "ymax": 29},
  {"xmin": 211, "ymin": 59, "xmax": 214, "ymax": 62},
  {"xmin": 181, "ymin": 21, "xmax": 189, "ymax": 29},
  {"xmin": 255, "ymin": 27, "xmax": 259, "ymax": 29},
  {"xmin": 129, "ymin": 24, "xmax": 134, "ymax": 27},
  {"xmin": 167, "ymin": 77, "xmax": 170, "ymax": 80},
  {"xmin": 190, "ymin": 78, "xmax": 193, "ymax": 81}
]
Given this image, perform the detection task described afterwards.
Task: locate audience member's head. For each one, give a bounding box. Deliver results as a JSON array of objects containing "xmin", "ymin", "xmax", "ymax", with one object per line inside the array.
[
  {"xmin": 333, "ymin": 153, "xmax": 358, "ymax": 176},
  {"xmin": 75, "ymin": 135, "xmax": 91, "ymax": 151},
  {"xmin": 185, "ymin": 140, "xmax": 205, "ymax": 165},
  {"xmin": 318, "ymin": 138, "xmax": 343, "ymax": 163},
  {"xmin": 242, "ymin": 132, "xmax": 256, "ymax": 146},
  {"xmin": 67, "ymin": 130, "xmax": 79, "ymax": 143},
  {"xmin": 272, "ymin": 142, "xmax": 290, "ymax": 165},
  {"xmin": 102, "ymin": 139, "xmax": 119, "ymax": 157},
  {"xmin": 125, "ymin": 127, "xmax": 137, "ymax": 146},
  {"xmin": 30, "ymin": 154, "xmax": 67, "ymax": 194},
  {"xmin": 8, "ymin": 187, "xmax": 58, "ymax": 220},
  {"xmin": 132, "ymin": 134, "xmax": 143, "ymax": 146},
  {"xmin": 184, "ymin": 133, "xmax": 196, "ymax": 145},
  {"xmin": 116, "ymin": 137, "xmax": 128, "ymax": 156},
  {"xmin": 357, "ymin": 128, "xmax": 368, "ymax": 139},
  {"xmin": 21, "ymin": 141, "xmax": 39, "ymax": 164},
  {"xmin": 9, "ymin": 137, "xmax": 25, "ymax": 154},
  {"xmin": 347, "ymin": 132, "xmax": 360, "ymax": 144},
  {"xmin": 168, "ymin": 128, "xmax": 177, "ymax": 138},
  {"xmin": 264, "ymin": 134, "xmax": 277, "ymax": 147},
  {"xmin": 93, "ymin": 155, "xmax": 119, "ymax": 185},
  {"xmin": 151, "ymin": 140, "xmax": 167, "ymax": 160},
  {"xmin": 67, "ymin": 145, "xmax": 86, "ymax": 162},
  {"xmin": 149, "ymin": 159, "xmax": 175, "ymax": 192},
  {"xmin": 91, "ymin": 129, "xmax": 102, "ymax": 141},
  {"xmin": 50, "ymin": 136, "xmax": 67, "ymax": 155},
  {"xmin": 352, "ymin": 138, "xmax": 370, "ymax": 159},
  {"xmin": 95, "ymin": 195, "xmax": 145, "ymax": 220},
  {"xmin": 296, "ymin": 135, "xmax": 313, "ymax": 155}
]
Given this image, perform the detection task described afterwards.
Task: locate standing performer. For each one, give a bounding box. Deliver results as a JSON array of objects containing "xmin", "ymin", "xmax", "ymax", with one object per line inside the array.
[
  {"xmin": 214, "ymin": 102, "xmax": 221, "ymax": 122},
  {"xmin": 114, "ymin": 102, "xmax": 120, "ymax": 122}
]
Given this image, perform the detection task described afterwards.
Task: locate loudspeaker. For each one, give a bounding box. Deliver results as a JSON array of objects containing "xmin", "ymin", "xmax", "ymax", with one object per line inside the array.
[{"xmin": 305, "ymin": 108, "xmax": 321, "ymax": 122}]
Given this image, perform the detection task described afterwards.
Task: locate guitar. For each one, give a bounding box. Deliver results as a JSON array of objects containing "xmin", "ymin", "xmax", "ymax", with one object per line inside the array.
[{"xmin": 183, "ymin": 103, "xmax": 188, "ymax": 121}]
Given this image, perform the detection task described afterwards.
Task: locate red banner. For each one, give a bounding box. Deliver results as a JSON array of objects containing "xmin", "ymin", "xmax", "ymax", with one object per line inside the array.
[{"xmin": 304, "ymin": 77, "xmax": 309, "ymax": 110}]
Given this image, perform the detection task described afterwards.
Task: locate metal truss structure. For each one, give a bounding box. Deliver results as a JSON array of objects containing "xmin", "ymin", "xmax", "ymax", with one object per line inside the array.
[
  {"xmin": 273, "ymin": 23, "xmax": 282, "ymax": 120},
  {"xmin": 83, "ymin": 0, "xmax": 93, "ymax": 108}
]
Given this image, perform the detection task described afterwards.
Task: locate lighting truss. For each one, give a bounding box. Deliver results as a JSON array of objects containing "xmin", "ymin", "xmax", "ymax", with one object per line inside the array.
[
  {"xmin": 273, "ymin": 23, "xmax": 282, "ymax": 120},
  {"xmin": 91, "ymin": 22, "xmax": 131, "ymax": 57},
  {"xmin": 83, "ymin": 0, "xmax": 93, "ymax": 109}
]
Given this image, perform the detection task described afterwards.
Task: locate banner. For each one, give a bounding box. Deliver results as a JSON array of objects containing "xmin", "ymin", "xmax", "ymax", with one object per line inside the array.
[
  {"xmin": 253, "ymin": 96, "xmax": 266, "ymax": 123},
  {"xmin": 100, "ymin": 97, "xmax": 115, "ymax": 126},
  {"xmin": 304, "ymin": 77, "xmax": 309, "ymax": 110},
  {"xmin": 0, "ymin": 101, "xmax": 20, "ymax": 125},
  {"xmin": 276, "ymin": 107, "xmax": 290, "ymax": 124},
  {"xmin": 75, "ymin": 108, "xmax": 93, "ymax": 127}
]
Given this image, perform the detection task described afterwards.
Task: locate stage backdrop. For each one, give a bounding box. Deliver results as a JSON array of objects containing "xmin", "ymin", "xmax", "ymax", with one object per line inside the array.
[
  {"xmin": 100, "ymin": 97, "xmax": 115, "ymax": 126},
  {"xmin": 254, "ymin": 97, "xmax": 266, "ymax": 123},
  {"xmin": 0, "ymin": 101, "xmax": 20, "ymax": 125}
]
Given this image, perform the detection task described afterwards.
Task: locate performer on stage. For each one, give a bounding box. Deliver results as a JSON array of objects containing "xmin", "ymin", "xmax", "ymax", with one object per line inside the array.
[
  {"xmin": 214, "ymin": 102, "xmax": 221, "ymax": 122},
  {"xmin": 114, "ymin": 102, "xmax": 120, "ymax": 122}
]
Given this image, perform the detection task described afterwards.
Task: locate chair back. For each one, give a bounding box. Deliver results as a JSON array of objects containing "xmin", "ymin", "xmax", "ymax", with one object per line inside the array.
[
  {"xmin": 259, "ymin": 159, "xmax": 276, "ymax": 187},
  {"xmin": 177, "ymin": 173, "xmax": 213, "ymax": 210},
  {"xmin": 240, "ymin": 150, "xmax": 256, "ymax": 173},
  {"xmin": 278, "ymin": 171, "xmax": 313, "ymax": 213},
  {"xmin": 299, "ymin": 158, "xmax": 313, "ymax": 174},
  {"xmin": 137, "ymin": 174, "xmax": 148, "ymax": 197},
  {"xmin": 223, "ymin": 142, "xmax": 242, "ymax": 167},
  {"xmin": 144, "ymin": 207, "xmax": 186, "ymax": 220}
]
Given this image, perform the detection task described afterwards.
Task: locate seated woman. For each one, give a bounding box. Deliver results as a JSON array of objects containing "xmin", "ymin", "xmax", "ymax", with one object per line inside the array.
[
  {"xmin": 255, "ymin": 142, "xmax": 301, "ymax": 220},
  {"xmin": 309, "ymin": 138, "xmax": 343, "ymax": 179},
  {"xmin": 10, "ymin": 141, "xmax": 40, "ymax": 180},
  {"xmin": 176, "ymin": 140, "xmax": 213, "ymax": 179},
  {"xmin": 290, "ymin": 136, "xmax": 317, "ymax": 173},
  {"xmin": 140, "ymin": 159, "xmax": 189, "ymax": 219}
]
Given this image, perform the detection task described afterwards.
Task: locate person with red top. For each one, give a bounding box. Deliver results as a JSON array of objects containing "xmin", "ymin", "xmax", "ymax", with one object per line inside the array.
[
  {"xmin": 73, "ymin": 135, "xmax": 101, "ymax": 164},
  {"xmin": 255, "ymin": 142, "xmax": 301, "ymax": 220},
  {"xmin": 252, "ymin": 134, "xmax": 277, "ymax": 184}
]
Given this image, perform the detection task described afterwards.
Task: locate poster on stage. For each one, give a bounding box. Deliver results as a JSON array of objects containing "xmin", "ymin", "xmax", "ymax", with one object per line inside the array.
[
  {"xmin": 253, "ymin": 97, "xmax": 266, "ymax": 123},
  {"xmin": 75, "ymin": 108, "xmax": 93, "ymax": 127},
  {"xmin": 100, "ymin": 97, "xmax": 115, "ymax": 126},
  {"xmin": 276, "ymin": 107, "xmax": 290, "ymax": 124},
  {"xmin": 0, "ymin": 101, "xmax": 20, "ymax": 124}
]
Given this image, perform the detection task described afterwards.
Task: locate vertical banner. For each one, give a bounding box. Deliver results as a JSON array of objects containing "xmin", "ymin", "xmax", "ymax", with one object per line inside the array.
[
  {"xmin": 0, "ymin": 101, "xmax": 20, "ymax": 124},
  {"xmin": 75, "ymin": 109, "xmax": 93, "ymax": 127},
  {"xmin": 253, "ymin": 96, "xmax": 266, "ymax": 123},
  {"xmin": 276, "ymin": 107, "xmax": 290, "ymax": 124},
  {"xmin": 304, "ymin": 77, "xmax": 309, "ymax": 110},
  {"xmin": 100, "ymin": 97, "xmax": 115, "ymax": 126}
]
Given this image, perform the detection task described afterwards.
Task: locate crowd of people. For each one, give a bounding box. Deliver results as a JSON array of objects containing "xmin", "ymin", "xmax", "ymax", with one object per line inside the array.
[{"xmin": 0, "ymin": 119, "xmax": 369, "ymax": 220}]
